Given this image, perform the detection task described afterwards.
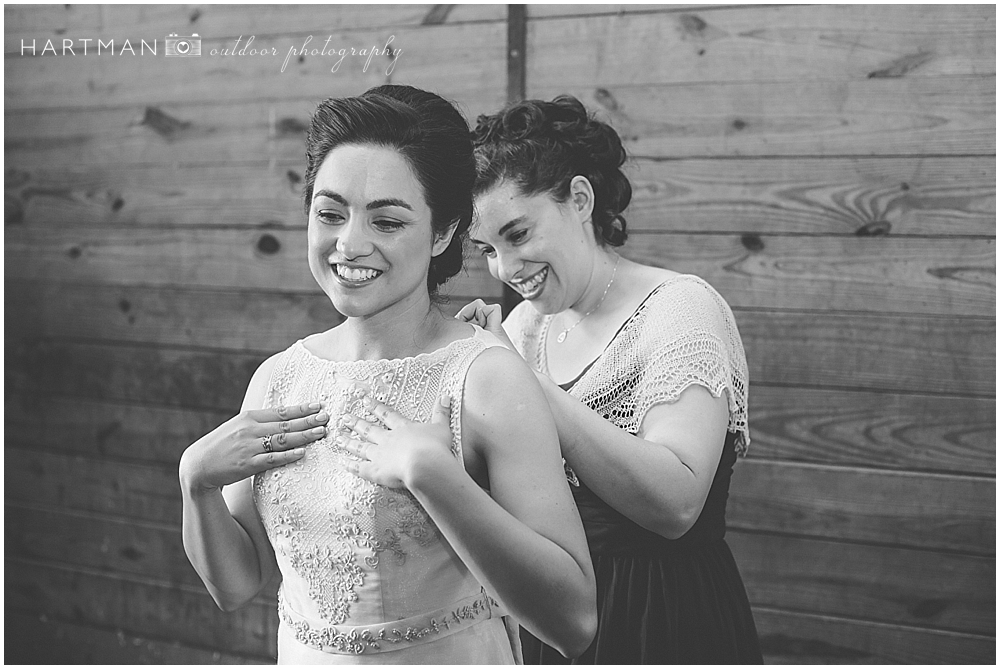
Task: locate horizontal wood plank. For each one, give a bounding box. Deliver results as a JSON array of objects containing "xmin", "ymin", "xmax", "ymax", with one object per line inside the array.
[
  {"xmin": 6, "ymin": 449, "xmax": 182, "ymax": 525},
  {"xmin": 7, "ymin": 157, "xmax": 994, "ymax": 236},
  {"xmin": 728, "ymin": 460, "xmax": 994, "ymax": 555},
  {"xmin": 529, "ymin": 77, "xmax": 995, "ymax": 157},
  {"xmin": 526, "ymin": 6, "xmax": 994, "ymax": 87},
  {"xmin": 7, "ymin": 228, "xmax": 992, "ymax": 315},
  {"xmin": 625, "ymin": 156, "xmax": 995, "ymax": 236},
  {"xmin": 9, "ymin": 447, "xmax": 993, "ymax": 556},
  {"xmin": 748, "ymin": 386, "xmax": 995, "ymax": 476},
  {"xmin": 4, "ymin": 394, "xmax": 231, "ymax": 466},
  {"xmin": 753, "ymin": 606, "xmax": 995, "ymax": 664},
  {"xmin": 5, "ymin": 4, "xmax": 504, "ymax": 47},
  {"xmin": 620, "ymin": 234, "xmax": 995, "ymax": 317},
  {"xmin": 6, "ymin": 557, "xmax": 278, "ymax": 657},
  {"xmin": 3, "ymin": 227, "xmax": 503, "ymax": 302},
  {"xmin": 6, "ymin": 22, "xmax": 506, "ymax": 110},
  {"xmin": 5, "ymin": 280, "xmax": 485, "ymax": 351},
  {"xmin": 728, "ymin": 531, "xmax": 994, "ymax": 635},
  {"xmin": 5, "ymin": 611, "xmax": 270, "ymax": 664},
  {"xmin": 7, "ymin": 385, "xmax": 994, "ymax": 476},
  {"xmin": 7, "ymin": 312, "xmax": 992, "ymax": 411}
]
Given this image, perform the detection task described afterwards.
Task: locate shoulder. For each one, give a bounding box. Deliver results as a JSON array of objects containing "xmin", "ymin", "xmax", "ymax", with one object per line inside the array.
[
  {"xmin": 648, "ymin": 275, "xmax": 734, "ymax": 326},
  {"xmin": 242, "ymin": 349, "xmax": 290, "ymax": 411},
  {"xmin": 462, "ymin": 346, "xmax": 543, "ymax": 422}
]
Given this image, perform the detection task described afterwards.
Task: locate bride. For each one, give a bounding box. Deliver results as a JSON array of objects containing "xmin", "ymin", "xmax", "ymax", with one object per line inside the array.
[{"xmin": 179, "ymin": 85, "xmax": 596, "ymax": 664}]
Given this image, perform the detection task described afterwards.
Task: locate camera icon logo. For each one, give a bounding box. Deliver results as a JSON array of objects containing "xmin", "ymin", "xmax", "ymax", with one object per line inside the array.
[{"xmin": 165, "ymin": 33, "xmax": 201, "ymax": 57}]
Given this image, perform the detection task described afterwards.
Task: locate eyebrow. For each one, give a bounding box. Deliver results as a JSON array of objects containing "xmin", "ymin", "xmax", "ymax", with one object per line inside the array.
[
  {"xmin": 470, "ymin": 215, "xmax": 529, "ymax": 245},
  {"xmin": 313, "ymin": 190, "xmax": 413, "ymax": 212}
]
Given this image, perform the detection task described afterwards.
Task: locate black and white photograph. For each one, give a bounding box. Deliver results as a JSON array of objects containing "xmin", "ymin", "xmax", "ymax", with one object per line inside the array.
[{"xmin": 4, "ymin": 2, "xmax": 995, "ymax": 664}]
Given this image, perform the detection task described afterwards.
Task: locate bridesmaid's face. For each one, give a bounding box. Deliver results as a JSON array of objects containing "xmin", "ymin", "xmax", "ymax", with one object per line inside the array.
[
  {"xmin": 307, "ymin": 144, "xmax": 452, "ymax": 319},
  {"xmin": 471, "ymin": 180, "xmax": 596, "ymax": 315}
]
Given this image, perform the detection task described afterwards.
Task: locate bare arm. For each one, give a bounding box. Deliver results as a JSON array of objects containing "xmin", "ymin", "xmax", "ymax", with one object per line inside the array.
[
  {"xmin": 179, "ymin": 354, "xmax": 328, "ymax": 610},
  {"xmin": 340, "ymin": 347, "xmax": 597, "ymax": 658},
  {"xmin": 535, "ymin": 375, "xmax": 729, "ymax": 539}
]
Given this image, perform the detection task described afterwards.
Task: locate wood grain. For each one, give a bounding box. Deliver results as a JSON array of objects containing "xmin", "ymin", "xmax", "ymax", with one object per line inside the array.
[
  {"xmin": 5, "ymin": 280, "xmax": 485, "ymax": 351},
  {"xmin": 6, "ymin": 22, "xmax": 507, "ymax": 110},
  {"xmin": 4, "ymin": 4, "xmax": 504, "ymax": 48},
  {"xmin": 7, "ymin": 314, "xmax": 992, "ymax": 416},
  {"xmin": 5, "ymin": 611, "xmax": 270, "ymax": 664},
  {"xmin": 748, "ymin": 386, "xmax": 995, "ymax": 476},
  {"xmin": 526, "ymin": 6, "xmax": 995, "ymax": 87},
  {"xmin": 7, "ymin": 157, "xmax": 993, "ymax": 235},
  {"xmin": 6, "ymin": 557, "xmax": 278, "ymax": 657},
  {"xmin": 728, "ymin": 460, "xmax": 994, "ymax": 555},
  {"xmin": 4, "ymin": 393, "xmax": 231, "ymax": 466},
  {"xmin": 625, "ymin": 156, "xmax": 995, "ymax": 236},
  {"xmin": 4, "ymin": 227, "xmax": 504, "ymax": 303},
  {"xmin": 753, "ymin": 606, "xmax": 995, "ymax": 664},
  {"xmin": 620, "ymin": 234, "xmax": 995, "ymax": 317},
  {"xmin": 7, "ymin": 449, "xmax": 183, "ymax": 525},
  {"xmin": 529, "ymin": 77, "xmax": 995, "ymax": 157},
  {"xmin": 728, "ymin": 531, "xmax": 995, "ymax": 635}
]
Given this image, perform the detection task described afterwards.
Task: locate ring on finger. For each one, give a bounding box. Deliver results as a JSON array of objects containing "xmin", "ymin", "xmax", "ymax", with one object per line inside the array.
[{"xmin": 262, "ymin": 434, "xmax": 273, "ymax": 453}]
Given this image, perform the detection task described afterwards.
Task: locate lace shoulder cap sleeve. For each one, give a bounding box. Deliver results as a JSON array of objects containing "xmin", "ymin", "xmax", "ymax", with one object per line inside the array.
[
  {"xmin": 609, "ymin": 276, "xmax": 750, "ymax": 453},
  {"xmin": 502, "ymin": 300, "xmax": 545, "ymax": 367}
]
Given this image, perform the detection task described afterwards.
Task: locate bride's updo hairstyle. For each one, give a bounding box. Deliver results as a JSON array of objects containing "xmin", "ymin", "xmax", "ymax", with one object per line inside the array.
[
  {"xmin": 471, "ymin": 95, "xmax": 631, "ymax": 246},
  {"xmin": 303, "ymin": 84, "xmax": 475, "ymax": 293}
]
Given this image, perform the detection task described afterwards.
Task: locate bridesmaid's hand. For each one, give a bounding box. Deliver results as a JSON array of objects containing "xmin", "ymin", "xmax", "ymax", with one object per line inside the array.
[
  {"xmin": 179, "ymin": 403, "xmax": 329, "ymax": 494},
  {"xmin": 337, "ymin": 392, "xmax": 459, "ymax": 489},
  {"xmin": 455, "ymin": 299, "xmax": 517, "ymax": 353}
]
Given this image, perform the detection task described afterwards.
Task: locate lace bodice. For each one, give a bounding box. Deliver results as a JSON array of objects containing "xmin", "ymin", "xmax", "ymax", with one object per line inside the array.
[
  {"xmin": 506, "ymin": 274, "xmax": 750, "ymax": 453},
  {"xmin": 252, "ymin": 326, "xmax": 512, "ymax": 658}
]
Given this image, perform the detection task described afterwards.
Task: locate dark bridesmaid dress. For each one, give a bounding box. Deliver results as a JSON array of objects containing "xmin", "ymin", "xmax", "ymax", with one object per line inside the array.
[{"xmin": 521, "ymin": 428, "xmax": 763, "ymax": 664}]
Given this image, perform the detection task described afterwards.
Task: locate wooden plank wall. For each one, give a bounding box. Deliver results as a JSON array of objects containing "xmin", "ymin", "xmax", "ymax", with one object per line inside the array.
[{"xmin": 5, "ymin": 4, "xmax": 995, "ymax": 664}]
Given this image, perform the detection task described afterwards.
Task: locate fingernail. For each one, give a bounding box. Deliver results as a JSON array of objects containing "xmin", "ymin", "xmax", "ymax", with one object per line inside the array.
[
  {"xmin": 308, "ymin": 402, "xmax": 322, "ymax": 410},
  {"xmin": 316, "ymin": 412, "xmax": 329, "ymax": 422},
  {"xmin": 312, "ymin": 426, "xmax": 326, "ymax": 436},
  {"xmin": 293, "ymin": 448, "xmax": 305, "ymax": 455},
  {"xmin": 441, "ymin": 395, "xmax": 451, "ymax": 408}
]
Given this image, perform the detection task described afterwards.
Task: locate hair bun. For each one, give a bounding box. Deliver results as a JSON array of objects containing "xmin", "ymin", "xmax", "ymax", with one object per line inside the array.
[{"xmin": 472, "ymin": 95, "xmax": 631, "ymax": 247}]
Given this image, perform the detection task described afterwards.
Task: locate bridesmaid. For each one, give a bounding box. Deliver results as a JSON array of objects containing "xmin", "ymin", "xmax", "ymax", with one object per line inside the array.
[{"xmin": 459, "ymin": 95, "xmax": 763, "ymax": 663}]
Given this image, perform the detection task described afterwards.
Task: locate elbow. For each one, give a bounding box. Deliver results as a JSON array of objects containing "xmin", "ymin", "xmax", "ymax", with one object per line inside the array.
[
  {"xmin": 549, "ymin": 607, "xmax": 597, "ymax": 660},
  {"xmin": 212, "ymin": 590, "xmax": 254, "ymax": 613},
  {"xmin": 646, "ymin": 500, "xmax": 703, "ymax": 541}
]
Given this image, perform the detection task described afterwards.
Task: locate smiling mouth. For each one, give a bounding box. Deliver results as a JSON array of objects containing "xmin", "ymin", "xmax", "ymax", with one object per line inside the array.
[
  {"xmin": 333, "ymin": 263, "xmax": 383, "ymax": 284},
  {"xmin": 510, "ymin": 267, "xmax": 548, "ymax": 299}
]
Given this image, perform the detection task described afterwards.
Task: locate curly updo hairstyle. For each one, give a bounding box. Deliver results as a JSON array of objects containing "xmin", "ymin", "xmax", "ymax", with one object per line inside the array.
[
  {"xmin": 303, "ymin": 84, "xmax": 475, "ymax": 294},
  {"xmin": 471, "ymin": 95, "xmax": 631, "ymax": 246}
]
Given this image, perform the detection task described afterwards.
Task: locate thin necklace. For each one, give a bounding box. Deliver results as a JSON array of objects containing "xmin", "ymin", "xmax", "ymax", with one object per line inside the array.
[{"xmin": 555, "ymin": 255, "xmax": 620, "ymax": 344}]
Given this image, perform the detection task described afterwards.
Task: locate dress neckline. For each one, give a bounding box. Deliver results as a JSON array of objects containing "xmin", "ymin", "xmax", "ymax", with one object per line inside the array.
[
  {"xmin": 539, "ymin": 275, "xmax": 685, "ymax": 382},
  {"xmin": 297, "ymin": 323, "xmax": 485, "ymax": 365}
]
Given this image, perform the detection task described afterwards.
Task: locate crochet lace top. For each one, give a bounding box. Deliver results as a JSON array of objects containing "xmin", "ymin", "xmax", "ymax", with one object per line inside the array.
[{"xmin": 505, "ymin": 274, "xmax": 750, "ymax": 454}]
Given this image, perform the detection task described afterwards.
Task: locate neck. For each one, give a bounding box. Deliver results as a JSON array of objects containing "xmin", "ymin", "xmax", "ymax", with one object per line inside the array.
[
  {"xmin": 566, "ymin": 249, "xmax": 620, "ymax": 319},
  {"xmin": 340, "ymin": 292, "xmax": 445, "ymax": 361}
]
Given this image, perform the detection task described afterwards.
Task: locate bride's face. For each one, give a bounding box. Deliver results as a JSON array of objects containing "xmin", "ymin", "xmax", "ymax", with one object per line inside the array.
[{"xmin": 307, "ymin": 144, "xmax": 451, "ymax": 319}]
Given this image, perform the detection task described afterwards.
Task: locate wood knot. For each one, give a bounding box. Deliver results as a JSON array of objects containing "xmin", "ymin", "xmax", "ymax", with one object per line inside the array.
[
  {"xmin": 286, "ymin": 169, "xmax": 302, "ymax": 185},
  {"xmin": 740, "ymin": 233, "xmax": 764, "ymax": 251},
  {"xmin": 732, "ymin": 119, "xmax": 747, "ymax": 131},
  {"xmin": 276, "ymin": 117, "xmax": 308, "ymax": 136},
  {"xmin": 593, "ymin": 88, "xmax": 619, "ymax": 113},
  {"xmin": 118, "ymin": 298, "xmax": 131, "ymax": 313},
  {"xmin": 856, "ymin": 220, "xmax": 891, "ymax": 236},
  {"xmin": 111, "ymin": 196, "xmax": 125, "ymax": 212},
  {"xmin": 67, "ymin": 246, "xmax": 82, "ymax": 259},
  {"xmin": 257, "ymin": 233, "xmax": 281, "ymax": 255}
]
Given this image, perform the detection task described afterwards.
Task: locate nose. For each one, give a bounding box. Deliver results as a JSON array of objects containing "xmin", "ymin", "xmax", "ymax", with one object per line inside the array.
[
  {"xmin": 335, "ymin": 217, "xmax": 374, "ymax": 260},
  {"xmin": 492, "ymin": 250, "xmax": 522, "ymax": 284}
]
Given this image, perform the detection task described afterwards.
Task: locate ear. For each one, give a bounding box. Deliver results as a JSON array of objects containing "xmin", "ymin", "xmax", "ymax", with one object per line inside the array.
[
  {"xmin": 568, "ymin": 175, "xmax": 595, "ymax": 223},
  {"xmin": 431, "ymin": 218, "xmax": 461, "ymax": 257}
]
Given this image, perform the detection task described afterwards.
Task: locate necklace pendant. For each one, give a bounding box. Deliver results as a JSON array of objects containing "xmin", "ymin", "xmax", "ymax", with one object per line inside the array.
[{"xmin": 556, "ymin": 331, "xmax": 567, "ymax": 343}]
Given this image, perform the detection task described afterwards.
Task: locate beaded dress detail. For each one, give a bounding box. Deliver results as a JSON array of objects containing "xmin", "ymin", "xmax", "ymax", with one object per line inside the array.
[{"xmin": 253, "ymin": 326, "xmax": 515, "ymax": 663}]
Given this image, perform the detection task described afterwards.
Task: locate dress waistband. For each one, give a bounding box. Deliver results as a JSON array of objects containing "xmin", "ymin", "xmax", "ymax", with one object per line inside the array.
[{"xmin": 279, "ymin": 589, "xmax": 507, "ymax": 655}]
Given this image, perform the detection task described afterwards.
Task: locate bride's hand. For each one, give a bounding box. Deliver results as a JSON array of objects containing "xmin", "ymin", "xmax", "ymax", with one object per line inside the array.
[
  {"xmin": 336, "ymin": 391, "xmax": 459, "ymax": 489},
  {"xmin": 179, "ymin": 403, "xmax": 329, "ymax": 493},
  {"xmin": 456, "ymin": 299, "xmax": 517, "ymax": 352}
]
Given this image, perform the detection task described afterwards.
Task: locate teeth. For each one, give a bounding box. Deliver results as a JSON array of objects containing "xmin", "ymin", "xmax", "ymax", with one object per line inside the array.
[
  {"xmin": 514, "ymin": 267, "xmax": 547, "ymax": 295},
  {"xmin": 336, "ymin": 265, "xmax": 381, "ymax": 282}
]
